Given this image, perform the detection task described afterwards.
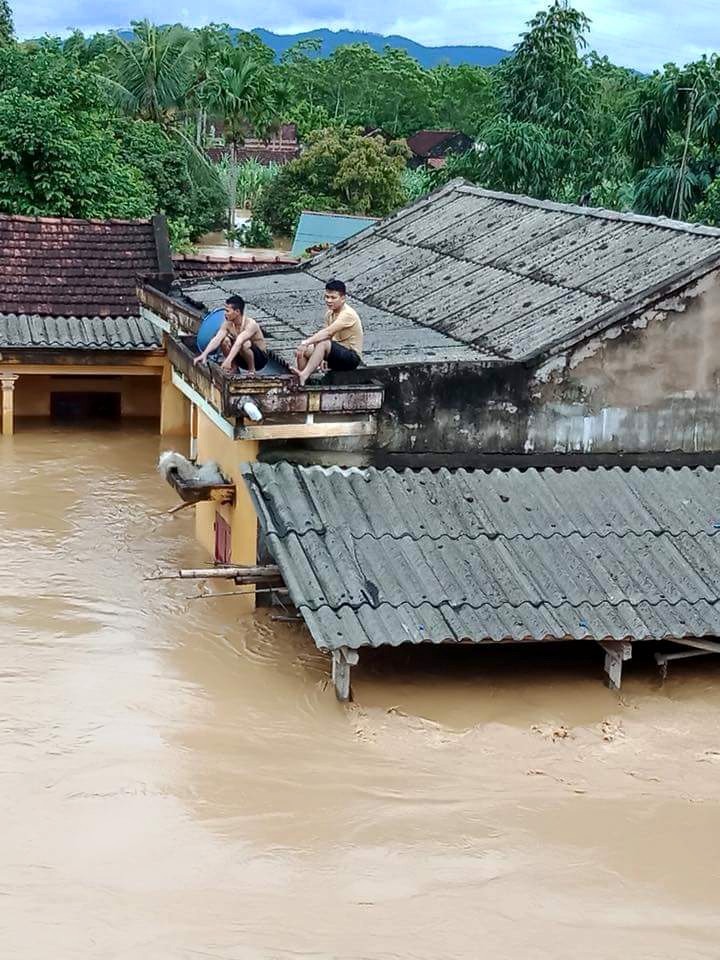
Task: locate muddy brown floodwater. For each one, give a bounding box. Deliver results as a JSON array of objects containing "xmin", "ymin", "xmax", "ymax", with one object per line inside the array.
[{"xmin": 2, "ymin": 424, "xmax": 720, "ymax": 959}]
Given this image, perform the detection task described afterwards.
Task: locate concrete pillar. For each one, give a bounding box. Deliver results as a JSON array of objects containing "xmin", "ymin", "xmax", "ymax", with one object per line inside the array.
[
  {"xmin": 159, "ymin": 361, "xmax": 191, "ymax": 436},
  {"xmin": 0, "ymin": 373, "xmax": 18, "ymax": 436}
]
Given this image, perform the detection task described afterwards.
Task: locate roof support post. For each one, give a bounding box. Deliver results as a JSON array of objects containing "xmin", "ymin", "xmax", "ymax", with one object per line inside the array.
[
  {"xmin": 598, "ymin": 640, "xmax": 632, "ymax": 690},
  {"xmin": 331, "ymin": 647, "xmax": 359, "ymax": 702},
  {"xmin": 0, "ymin": 373, "xmax": 18, "ymax": 436}
]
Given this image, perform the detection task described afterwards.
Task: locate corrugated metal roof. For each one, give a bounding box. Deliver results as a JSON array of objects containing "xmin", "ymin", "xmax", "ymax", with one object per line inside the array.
[
  {"xmin": 291, "ymin": 211, "xmax": 379, "ymax": 257},
  {"xmin": 308, "ymin": 181, "xmax": 720, "ymax": 363},
  {"xmin": 178, "ymin": 270, "xmax": 494, "ymax": 367},
  {"xmin": 170, "ymin": 181, "xmax": 720, "ymax": 370},
  {"xmin": 242, "ymin": 462, "xmax": 720, "ymax": 651},
  {"xmin": 0, "ymin": 314, "xmax": 162, "ymax": 350}
]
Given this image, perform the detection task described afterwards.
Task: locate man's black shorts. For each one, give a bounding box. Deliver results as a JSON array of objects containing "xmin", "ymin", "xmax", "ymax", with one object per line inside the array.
[
  {"xmin": 328, "ymin": 341, "xmax": 361, "ymax": 371},
  {"xmin": 237, "ymin": 344, "xmax": 268, "ymax": 371}
]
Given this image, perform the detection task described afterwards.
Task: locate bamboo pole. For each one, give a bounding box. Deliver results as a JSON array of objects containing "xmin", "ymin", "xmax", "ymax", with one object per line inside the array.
[{"xmin": 146, "ymin": 565, "xmax": 282, "ymax": 584}]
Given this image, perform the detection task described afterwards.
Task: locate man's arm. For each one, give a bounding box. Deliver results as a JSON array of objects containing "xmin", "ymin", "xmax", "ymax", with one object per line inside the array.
[
  {"xmin": 194, "ymin": 321, "xmax": 228, "ymax": 364},
  {"xmin": 222, "ymin": 321, "xmax": 256, "ymax": 366},
  {"xmin": 300, "ymin": 316, "xmax": 351, "ymax": 347}
]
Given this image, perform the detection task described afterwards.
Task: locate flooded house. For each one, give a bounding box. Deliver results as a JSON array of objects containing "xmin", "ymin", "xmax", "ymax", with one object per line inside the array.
[
  {"xmin": 142, "ymin": 179, "xmax": 720, "ymax": 697},
  {"xmin": 0, "ymin": 213, "xmax": 171, "ymax": 432}
]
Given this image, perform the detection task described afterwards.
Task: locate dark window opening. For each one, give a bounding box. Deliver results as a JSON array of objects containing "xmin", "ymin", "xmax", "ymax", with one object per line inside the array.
[{"xmin": 50, "ymin": 391, "xmax": 122, "ymax": 422}]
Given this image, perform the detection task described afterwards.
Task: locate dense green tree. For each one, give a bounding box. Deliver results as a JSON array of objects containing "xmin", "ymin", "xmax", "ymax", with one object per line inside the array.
[
  {"xmin": 256, "ymin": 128, "xmax": 408, "ymax": 234},
  {"xmin": 202, "ymin": 45, "xmax": 278, "ymax": 225},
  {"xmin": 114, "ymin": 118, "xmax": 226, "ymax": 236},
  {"xmin": 0, "ymin": 46, "xmax": 151, "ymax": 217},
  {"xmin": 431, "ymin": 64, "xmax": 498, "ymax": 136},
  {"xmin": 0, "ymin": 44, "xmax": 225, "ymax": 233},
  {"xmin": 7, "ymin": 4, "xmax": 720, "ymax": 236},
  {"xmin": 0, "ymin": 0, "xmax": 14, "ymax": 45}
]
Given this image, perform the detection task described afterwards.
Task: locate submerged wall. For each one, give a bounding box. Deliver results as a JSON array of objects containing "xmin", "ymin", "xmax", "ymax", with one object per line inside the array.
[{"xmin": 13, "ymin": 373, "xmax": 161, "ymax": 418}]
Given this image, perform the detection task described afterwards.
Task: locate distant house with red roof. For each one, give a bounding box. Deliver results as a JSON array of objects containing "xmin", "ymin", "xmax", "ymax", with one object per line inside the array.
[{"xmin": 407, "ymin": 129, "xmax": 473, "ymax": 169}]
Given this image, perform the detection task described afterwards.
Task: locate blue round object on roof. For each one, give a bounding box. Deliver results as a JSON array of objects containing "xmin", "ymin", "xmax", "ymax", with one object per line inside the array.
[{"xmin": 196, "ymin": 307, "xmax": 226, "ymax": 354}]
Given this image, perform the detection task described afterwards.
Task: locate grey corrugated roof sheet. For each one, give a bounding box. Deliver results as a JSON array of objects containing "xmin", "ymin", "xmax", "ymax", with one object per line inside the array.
[
  {"xmin": 175, "ymin": 181, "xmax": 720, "ymax": 369},
  {"xmin": 241, "ymin": 462, "xmax": 720, "ymax": 651},
  {"xmin": 0, "ymin": 314, "xmax": 162, "ymax": 350},
  {"xmin": 178, "ymin": 270, "xmax": 493, "ymax": 368}
]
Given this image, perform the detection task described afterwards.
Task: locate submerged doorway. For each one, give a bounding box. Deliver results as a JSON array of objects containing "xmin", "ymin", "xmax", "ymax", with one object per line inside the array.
[{"xmin": 50, "ymin": 391, "xmax": 122, "ymax": 422}]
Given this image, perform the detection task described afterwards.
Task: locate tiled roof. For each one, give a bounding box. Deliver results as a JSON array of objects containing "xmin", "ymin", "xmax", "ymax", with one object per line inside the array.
[
  {"xmin": 242, "ymin": 462, "xmax": 720, "ymax": 651},
  {"xmin": 172, "ymin": 252, "xmax": 298, "ymax": 279},
  {"xmin": 0, "ymin": 314, "xmax": 162, "ymax": 351},
  {"xmin": 170, "ymin": 181, "xmax": 720, "ymax": 369},
  {"xmin": 407, "ymin": 130, "xmax": 460, "ymax": 157},
  {"xmin": 0, "ymin": 214, "xmax": 160, "ymax": 317}
]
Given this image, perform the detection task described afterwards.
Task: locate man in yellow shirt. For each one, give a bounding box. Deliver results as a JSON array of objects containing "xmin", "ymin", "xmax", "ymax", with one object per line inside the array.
[{"xmin": 291, "ymin": 279, "xmax": 363, "ymax": 387}]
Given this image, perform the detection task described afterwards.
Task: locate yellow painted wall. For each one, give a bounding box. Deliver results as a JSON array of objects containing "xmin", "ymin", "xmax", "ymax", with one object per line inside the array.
[
  {"xmin": 194, "ymin": 407, "xmax": 260, "ymax": 574},
  {"xmin": 160, "ymin": 361, "xmax": 191, "ymax": 435},
  {"xmin": 12, "ymin": 373, "xmax": 161, "ymax": 418}
]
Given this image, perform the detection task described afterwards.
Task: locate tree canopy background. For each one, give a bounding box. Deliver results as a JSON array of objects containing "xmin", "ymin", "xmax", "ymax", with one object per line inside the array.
[{"xmin": 3, "ymin": 2, "xmax": 720, "ymax": 248}]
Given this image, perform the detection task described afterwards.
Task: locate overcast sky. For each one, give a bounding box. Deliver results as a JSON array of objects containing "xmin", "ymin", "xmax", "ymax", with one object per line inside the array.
[{"xmin": 13, "ymin": 0, "xmax": 720, "ymax": 72}]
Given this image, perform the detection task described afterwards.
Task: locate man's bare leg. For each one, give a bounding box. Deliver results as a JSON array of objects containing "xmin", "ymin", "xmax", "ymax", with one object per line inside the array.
[
  {"xmin": 294, "ymin": 345, "xmax": 311, "ymax": 373},
  {"xmin": 239, "ymin": 343, "xmax": 256, "ymax": 376},
  {"xmin": 291, "ymin": 341, "xmax": 330, "ymax": 386}
]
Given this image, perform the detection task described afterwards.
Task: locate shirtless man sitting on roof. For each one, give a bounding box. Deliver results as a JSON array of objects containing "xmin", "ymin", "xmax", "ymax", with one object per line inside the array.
[
  {"xmin": 291, "ymin": 279, "xmax": 363, "ymax": 387},
  {"xmin": 193, "ymin": 295, "xmax": 268, "ymax": 376}
]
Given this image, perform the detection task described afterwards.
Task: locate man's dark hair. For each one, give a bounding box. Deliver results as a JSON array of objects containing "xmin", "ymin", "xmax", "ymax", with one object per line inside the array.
[
  {"xmin": 225, "ymin": 295, "xmax": 245, "ymax": 312},
  {"xmin": 325, "ymin": 279, "xmax": 346, "ymax": 296}
]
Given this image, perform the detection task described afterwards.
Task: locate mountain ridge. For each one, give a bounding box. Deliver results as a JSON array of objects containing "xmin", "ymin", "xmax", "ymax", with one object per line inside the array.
[
  {"xmin": 112, "ymin": 25, "xmax": 511, "ymax": 68},
  {"xmin": 250, "ymin": 27, "xmax": 510, "ymax": 67}
]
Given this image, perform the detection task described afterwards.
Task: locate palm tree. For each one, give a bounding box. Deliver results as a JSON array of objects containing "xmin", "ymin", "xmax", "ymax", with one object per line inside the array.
[
  {"xmin": 203, "ymin": 47, "xmax": 278, "ymax": 226},
  {"xmin": 102, "ymin": 21, "xmax": 197, "ymax": 124},
  {"xmin": 100, "ymin": 21, "xmax": 222, "ymax": 204}
]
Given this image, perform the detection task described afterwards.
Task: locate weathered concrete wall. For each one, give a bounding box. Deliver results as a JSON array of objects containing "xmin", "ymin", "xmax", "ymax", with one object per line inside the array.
[
  {"xmin": 371, "ymin": 271, "xmax": 720, "ymax": 466},
  {"xmin": 374, "ymin": 363, "xmax": 530, "ymax": 461},
  {"xmin": 527, "ymin": 271, "xmax": 720, "ymax": 456}
]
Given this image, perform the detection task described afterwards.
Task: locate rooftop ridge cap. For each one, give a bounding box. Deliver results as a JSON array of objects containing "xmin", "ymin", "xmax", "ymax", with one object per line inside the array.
[
  {"xmin": 456, "ymin": 183, "xmax": 720, "ymax": 237},
  {"xmin": 0, "ymin": 213, "xmax": 153, "ymax": 226}
]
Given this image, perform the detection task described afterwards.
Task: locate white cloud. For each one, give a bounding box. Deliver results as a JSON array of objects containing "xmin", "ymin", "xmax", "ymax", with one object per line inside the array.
[{"xmin": 11, "ymin": 0, "xmax": 720, "ymax": 71}]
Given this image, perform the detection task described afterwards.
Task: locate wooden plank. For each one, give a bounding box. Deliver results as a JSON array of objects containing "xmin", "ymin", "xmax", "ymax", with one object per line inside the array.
[
  {"xmin": 238, "ymin": 419, "xmax": 376, "ymax": 440},
  {"xmin": 331, "ymin": 649, "xmax": 354, "ymax": 702},
  {"xmin": 598, "ymin": 640, "xmax": 632, "ymax": 690}
]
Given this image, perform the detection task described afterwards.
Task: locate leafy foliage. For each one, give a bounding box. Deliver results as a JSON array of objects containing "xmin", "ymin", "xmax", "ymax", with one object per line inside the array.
[
  {"xmin": 5, "ymin": 4, "xmax": 720, "ymax": 237},
  {"xmin": 0, "ymin": 45, "xmax": 152, "ymax": 217},
  {"xmin": 255, "ymin": 128, "xmax": 407, "ymax": 234},
  {"xmin": 231, "ymin": 218, "xmax": 273, "ymax": 248},
  {"xmin": 401, "ymin": 166, "xmax": 435, "ymax": 202},
  {"xmin": 217, "ymin": 157, "xmax": 280, "ymax": 210},
  {"xmin": 167, "ymin": 216, "xmax": 197, "ymax": 253},
  {"xmin": 0, "ymin": 0, "xmax": 13, "ymax": 45}
]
